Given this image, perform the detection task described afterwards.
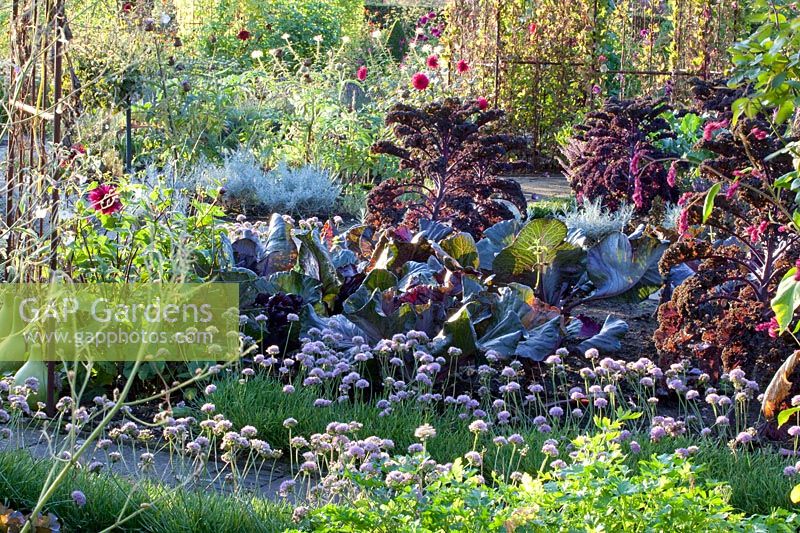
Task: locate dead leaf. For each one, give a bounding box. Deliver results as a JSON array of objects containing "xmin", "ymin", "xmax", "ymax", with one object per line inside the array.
[{"xmin": 763, "ymin": 350, "xmax": 800, "ymax": 419}]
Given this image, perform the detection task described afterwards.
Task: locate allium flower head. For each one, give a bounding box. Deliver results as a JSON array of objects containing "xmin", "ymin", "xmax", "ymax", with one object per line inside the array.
[
  {"xmin": 72, "ymin": 490, "xmax": 87, "ymax": 507},
  {"xmin": 541, "ymin": 442, "xmax": 559, "ymax": 457},
  {"xmin": 279, "ymin": 479, "xmax": 296, "ymax": 497},
  {"xmin": 356, "ymin": 66, "xmax": 367, "ymax": 81},
  {"xmin": 468, "ymin": 419, "xmax": 489, "ymax": 434},
  {"xmin": 414, "ymin": 423, "xmax": 437, "ymax": 441},
  {"xmin": 464, "ymin": 450, "xmax": 482, "ymax": 466}
]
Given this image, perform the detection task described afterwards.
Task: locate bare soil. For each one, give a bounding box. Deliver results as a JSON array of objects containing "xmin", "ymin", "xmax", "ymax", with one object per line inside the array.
[{"xmin": 579, "ymin": 297, "xmax": 661, "ymax": 363}]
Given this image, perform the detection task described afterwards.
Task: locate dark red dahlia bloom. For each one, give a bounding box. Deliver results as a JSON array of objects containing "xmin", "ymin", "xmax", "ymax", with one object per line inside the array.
[
  {"xmin": 237, "ymin": 29, "xmax": 251, "ymax": 41},
  {"xmin": 411, "ymin": 72, "xmax": 429, "ymax": 91},
  {"xmin": 87, "ymin": 184, "xmax": 122, "ymax": 215}
]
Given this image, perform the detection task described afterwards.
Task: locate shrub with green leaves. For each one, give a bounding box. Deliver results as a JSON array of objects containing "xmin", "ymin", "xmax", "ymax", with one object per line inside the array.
[
  {"xmin": 191, "ymin": 0, "xmax": 364, "ymax": 62},
  {"xmin": 294, "ymin": 416, "xmax": 800, "ymax": 532}
]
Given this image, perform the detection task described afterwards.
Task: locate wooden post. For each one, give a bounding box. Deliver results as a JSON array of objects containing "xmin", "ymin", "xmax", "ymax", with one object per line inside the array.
[
  {"xmin": 125, "ymin": 96, "xmax": 133, "ymax": 173},
  {"xmin": 46, "ymin": 0, "xmax": 65, "ymax": 416},
  {"xmin": 493, "ymin": 1, "xmax": 501, "ymax": 108}
]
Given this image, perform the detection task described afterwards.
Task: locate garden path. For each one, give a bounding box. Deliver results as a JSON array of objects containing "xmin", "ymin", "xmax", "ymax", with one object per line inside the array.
[
  {"xmin": 512, "ymin": 172, "xmax": 571, "ymax": 200},
  {"xmin": 0, "ymin": 426, "xmax": 292, "ymax": 499}
]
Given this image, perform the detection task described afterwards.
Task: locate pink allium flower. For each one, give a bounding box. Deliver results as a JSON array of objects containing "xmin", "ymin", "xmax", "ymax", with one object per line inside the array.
[
  {"xmin": 356, "ymin": 66, "xmax": 367, "ymax": 81},
  {"xmin": 456, "ymin": 59, "xmax": 470, "ymax": 74},
  {"xmin": 87, "ymin": 184, "xmax": 122, "ymax": 215},
  {"xmin": 237, "ymin": 29, "xmax": 251, "ymax": 41},
  {"xmin": 426, "ymin": 54, "xmax": 439, "ymax": 69},
  {"xmin": 591, "ymin": 84, "xmax": 601, "ymax": 95},
  {"xmin": 476, "ymin": 97, "xmax": 489, "ymax": 110},
  {"xmin": 411, "ymin": 72, "xmax": 430, "ymax": 90},
  {"xmin": 703, "ymin": 119, "xmax": 729, "ymax": 141},
  {"xmin": 750, "ymin": 127, "xmax": 768, "ymax": 140}
]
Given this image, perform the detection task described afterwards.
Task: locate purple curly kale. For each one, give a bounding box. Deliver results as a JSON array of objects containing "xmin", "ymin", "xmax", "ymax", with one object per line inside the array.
[
  {"xmin": 560, "ymin": 97, "xmax": 679, "ymax": 214},
  {"xmin": 367, "ymin": 98, "xmax": 530, "ymax": 237}
]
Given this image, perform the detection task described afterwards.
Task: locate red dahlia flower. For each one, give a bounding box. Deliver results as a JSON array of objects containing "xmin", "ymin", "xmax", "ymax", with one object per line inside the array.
[
  {"xmin": 426, "ymin": 54, "xmax": 439, "ymax": 69},
  {"xmin": 88, "ymin": 184, "xmax": 122, "ymax": 215},
  {"xmin": 411, "ymin": 72, "xmax": 429, "ymax": 91},
  {"xmin": 476, "ymin": 97, "xmax": 488, "ymax": 110},
  {"xmin": 356, "ymin": 66, "xmax": 367, "ymax": 81},
  {"xmin": 237, "ymin": 29, "xmax": 251, "ymax": 41},
  {"xmin": 456, "ymin": 59, "xmax": 469, "ymax": 74}
]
